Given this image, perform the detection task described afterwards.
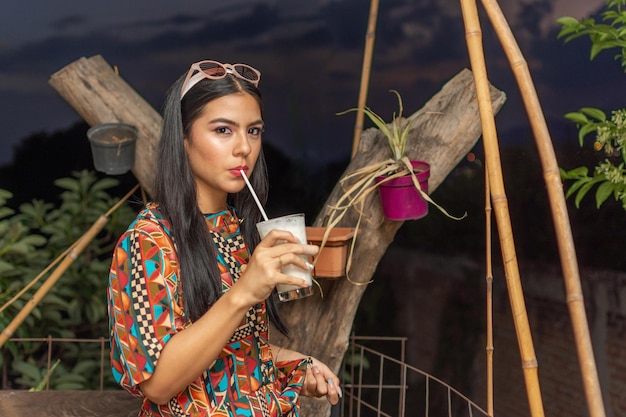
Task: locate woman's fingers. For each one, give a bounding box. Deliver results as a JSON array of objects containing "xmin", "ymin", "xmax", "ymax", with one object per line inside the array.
[
  {"xmin": 257, "ymin": 229, "xmax": 300, "ymax": 247},
  {"xmin": 311, "ymin": 366, "xmax": 329, "ymax": 397},
  {"xmin": 301, "ymin": 362, "xmax": 342, "ymax": 405},
  {"xmin": 258, "ymin": 232, "xmax": 318, "ymax": 273},
  {"xmin": 327, "ymin": 377, "xmax": 342, "ymax": 403},
  {"xmin": 237, "ymin": 229, "xmax": 319, "ymax": 303},
  {"xmin": 275, "ymin": 250, "xmax": 316, "ymax": 272}
]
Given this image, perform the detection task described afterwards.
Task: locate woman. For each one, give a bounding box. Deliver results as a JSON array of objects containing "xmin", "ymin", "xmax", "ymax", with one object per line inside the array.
[{"xmin": 107, "ymin": 60, "xmax": 341, "ymax": 416}]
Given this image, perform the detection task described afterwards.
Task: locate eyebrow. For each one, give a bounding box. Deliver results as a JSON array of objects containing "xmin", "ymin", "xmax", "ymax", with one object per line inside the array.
[{"xmin": 208, "ymin": 117, "xmax": 264, "ymax": 128}]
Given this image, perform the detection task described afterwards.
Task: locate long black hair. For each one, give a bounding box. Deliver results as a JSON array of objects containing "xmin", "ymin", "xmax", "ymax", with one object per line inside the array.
[{"xmin": 154, "ymin": 69, "xmax": 288, "ymax": 335}]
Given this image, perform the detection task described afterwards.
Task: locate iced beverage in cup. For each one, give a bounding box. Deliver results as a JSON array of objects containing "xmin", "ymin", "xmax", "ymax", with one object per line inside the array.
[{"xmin": 256, "ymin": 213, "xmax": 314, "ymax": 302}]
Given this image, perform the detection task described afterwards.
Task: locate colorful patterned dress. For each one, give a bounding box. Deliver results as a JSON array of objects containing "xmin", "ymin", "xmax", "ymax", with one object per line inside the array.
[{"xmin": 107, "ymin": 203, "xmax": 309, "ymax": 416}]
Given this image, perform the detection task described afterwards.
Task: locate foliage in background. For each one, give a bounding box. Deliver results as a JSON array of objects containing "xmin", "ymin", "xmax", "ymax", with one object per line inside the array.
[
  {"xmin": 557, "ymin": 0, "xmax": 626, "ymax": 210},
  {"xmin": 0, "ymin": 170, "xmax": 136, "ymax": 390}
]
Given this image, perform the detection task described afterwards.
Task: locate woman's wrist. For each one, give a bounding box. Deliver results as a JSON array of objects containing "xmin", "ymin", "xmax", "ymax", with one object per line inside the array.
[
  {"xmin": 272, "ymin": 345, "xmax": 306, "ymax": 363},
  {"xmin": 274, "ymin": 346, "xmax": 283, "ymax": 362}
]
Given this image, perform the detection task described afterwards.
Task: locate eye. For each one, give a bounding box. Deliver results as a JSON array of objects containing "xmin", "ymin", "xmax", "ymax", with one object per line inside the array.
[
  {"xmin": 214, "ymin": 126, "xmax": 232, "ymax": 135},
  {"xmin": 249, "ymin": 126, "xmax": 264, "ymax": 136}
]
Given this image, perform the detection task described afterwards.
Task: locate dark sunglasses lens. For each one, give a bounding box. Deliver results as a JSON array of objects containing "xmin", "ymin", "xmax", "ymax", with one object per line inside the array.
[
  {"xmin": 234, "ymin": 65, "xmax": 259, "ymax": 82},
  {"xmin": 199, "ymin": 61, "xmax": 226, "ymax": 77}
]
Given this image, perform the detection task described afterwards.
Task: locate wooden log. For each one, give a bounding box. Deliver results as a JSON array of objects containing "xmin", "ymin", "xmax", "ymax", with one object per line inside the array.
[
  {"xmin": 0, "ymin": 390, "xmax": 142, "ymax": 417},
  {"xmin": 272, "ymin": 68, "xmax": 506, "ymax": 416},
  {"xmin": 49, "ymin": 55, "xmax": 161, "ymax": 196}
]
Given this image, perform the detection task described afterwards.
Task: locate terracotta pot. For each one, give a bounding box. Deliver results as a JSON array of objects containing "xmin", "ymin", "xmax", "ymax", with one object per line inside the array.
[
  {"xmin": 375, "ymin": 160, "xmax": 430, "ymax": 221},
  {"xmin": 306, "ymin": 227, "xmax": 355, "ymax": 279}
]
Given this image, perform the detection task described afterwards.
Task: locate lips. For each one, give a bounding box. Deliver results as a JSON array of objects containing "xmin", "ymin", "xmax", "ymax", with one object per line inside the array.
[{"xmin": 231, "ymin": 166, "xmax": 248, "ymax": 177}]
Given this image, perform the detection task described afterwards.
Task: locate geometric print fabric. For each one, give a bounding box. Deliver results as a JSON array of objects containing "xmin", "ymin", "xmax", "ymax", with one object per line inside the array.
[{"xmin": 108, "ymin": 203, "xmax": 308, "ymax": 416}]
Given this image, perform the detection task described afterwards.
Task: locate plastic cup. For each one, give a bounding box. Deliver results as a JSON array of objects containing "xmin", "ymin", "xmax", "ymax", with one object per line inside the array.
[{"xmin": 256, "ymin": 213, "xmax": 314, "ymax": 302}]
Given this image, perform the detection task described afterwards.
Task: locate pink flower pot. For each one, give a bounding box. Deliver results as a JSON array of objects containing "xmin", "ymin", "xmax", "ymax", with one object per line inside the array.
[{"xmin": 375, "ymin": 160, "xmax": 430, "ymax": 221}]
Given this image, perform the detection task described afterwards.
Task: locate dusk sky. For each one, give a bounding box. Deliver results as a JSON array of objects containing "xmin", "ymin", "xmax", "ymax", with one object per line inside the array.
[{"xmin": 0, "ymin": 0, "xmax": 617, "ymax": 167}]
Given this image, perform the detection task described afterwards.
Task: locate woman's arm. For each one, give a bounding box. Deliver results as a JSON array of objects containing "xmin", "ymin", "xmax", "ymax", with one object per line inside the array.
[
  {"xmin": 140, "ymin": 230, "xmax": 318, "ymax": 404},
  {"xmin": 139, "ymin": 288, "xmax": 250, "ymax": 404}
]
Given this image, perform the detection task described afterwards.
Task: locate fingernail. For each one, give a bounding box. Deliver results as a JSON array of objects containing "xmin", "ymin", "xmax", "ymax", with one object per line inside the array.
[
  {"xmin": 328, "ymin": 378, "xmax": 342, "ymax": 398},
  {"xmin": 305, "ymin": 261, "xmax": 314, "ymax": 270}
]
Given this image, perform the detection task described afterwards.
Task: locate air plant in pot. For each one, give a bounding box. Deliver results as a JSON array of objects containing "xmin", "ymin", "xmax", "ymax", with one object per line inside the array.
[
  {"xmin": 331, "ymin": 90, "xmax": 463, "ymax": 224},
  {"xmin": 313, "ymin": 90, "xmax": 464, "ymax": 281}
]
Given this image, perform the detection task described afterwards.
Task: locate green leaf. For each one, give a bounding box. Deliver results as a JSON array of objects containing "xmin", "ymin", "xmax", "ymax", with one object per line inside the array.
[
  {"xmin": 595, "ymin": 181, "xmax": 615, "ymax": 208},
  {"xmin": 574, "ymin": 181, "xmax": 595, "ymax": 207},
  {"xmin": 0, "ymin": 259, "xmax": 16, "ymax": 273},
  {"xmin": 578, "ymin": 123, "xmax": 599, "ymax": 146},
  {"xmin": 53, "ymin": 177, "xmax": 81, "ymax": 193},
  {"xmin": 580, "ymin": 107, "xmax": 607, "ymax": 121},
  {"xmin": 12, "ymin": 360, "xmax": 43, "ymax": 382},
  {"xmin": 19, "ymin": 234, "xmax": 47, "ymax": 247},
  {"xmin": 72, "ymin": 360, "xmax": 99, "ymax": 375},
  {"xmin": 42, "ymin": 293, "xmax": 71, "ymax": 309},
  {"xmin": 556, "ymin": 16, "xmax": 581, "ymax": 26},
  {"xmin": 90, "ymin": 178, "xmax": 119, "ymax": 193},
  {"xmin": 0, "ymin": 207, "xmax": 15, "ymax": 220},
  {"xmin": 565, "ymin": 177, "xmax": 591, "ymax": 199},
  {"xmin": 560, "ymin": 166, "xmax": 589, "ymax": 179},
  {"xmin": 564, "ymin": 112, "xmax": 589, "ymax": 124},
  {"xmin": 0, "ymin": 189, "xmax": 13, "ymax": 204}
]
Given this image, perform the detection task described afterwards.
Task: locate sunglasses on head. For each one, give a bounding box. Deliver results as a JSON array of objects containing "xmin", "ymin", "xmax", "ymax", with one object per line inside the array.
[{"xmin": 180, "ymin": 60, "xmax": 261, "ymax": 99}]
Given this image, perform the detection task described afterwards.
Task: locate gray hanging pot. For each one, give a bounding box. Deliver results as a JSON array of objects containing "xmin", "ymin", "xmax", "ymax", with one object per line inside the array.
[{"xmin": 87, "ymin": 123, "xmax": 138, "ymax": 175}]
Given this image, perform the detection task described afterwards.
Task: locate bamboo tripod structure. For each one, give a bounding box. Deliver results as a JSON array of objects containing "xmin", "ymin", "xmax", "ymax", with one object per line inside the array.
[
  {"xmin": 349, "ymin": 0, "xmax": 607, "ymax": 415},
  {"xmin": 460, "ymin": 1, "xmax": 606, "ymax": 417},
  {"xmin": 460, "ymin": 3, "xmax": 543, "ymax": 416}
]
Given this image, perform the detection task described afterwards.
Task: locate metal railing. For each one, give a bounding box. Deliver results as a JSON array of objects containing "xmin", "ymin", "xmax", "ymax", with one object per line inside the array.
[
  {"xmin": 340, "ymin": 335, "xmax": 490, "ymax": 417},
  {"xmin": 4, "ymin": 335, "xmax": 489, "ymax": 416},
  {"xmin": 4, "ymin": 336, "xmax": 109, "ymax": 391}
]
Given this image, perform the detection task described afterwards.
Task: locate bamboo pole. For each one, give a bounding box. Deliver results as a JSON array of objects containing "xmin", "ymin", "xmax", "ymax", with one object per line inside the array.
[
  {"xmin": 0, "ymin": 184, "xmax": 140, "ymax": 349},
  {"xmin": 459, "ymin": 1, "xmax": 545, "ymax": 417},
  {"xmin": 0, "ymin": 215, "xmax": 109, "ymax": 348},
  {"xmin": 485, "ymin": 159, "xmax": 494, "ymax": 417},
  {"xmin": 351, "ymin": 0, "xmax": 380, "ymax": 158},
  {"xmin": 479, "ymin": 1, "xmax": 607, "ymax": 416}
]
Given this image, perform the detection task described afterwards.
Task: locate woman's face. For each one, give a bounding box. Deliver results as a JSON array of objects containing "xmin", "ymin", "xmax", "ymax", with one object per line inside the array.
[{"xmin": 184, "ymin": 91, "xmax": 263, "ymax": 213}]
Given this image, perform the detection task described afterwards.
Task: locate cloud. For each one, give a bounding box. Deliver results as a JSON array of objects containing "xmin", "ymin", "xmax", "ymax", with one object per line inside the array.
[
  {"xmin": 0, "ymin": 0, "xmax": 620, "ymax": 166},
  {"xmin": 51, "ymin": 14, "xmax": 89, "ymax": 31}
]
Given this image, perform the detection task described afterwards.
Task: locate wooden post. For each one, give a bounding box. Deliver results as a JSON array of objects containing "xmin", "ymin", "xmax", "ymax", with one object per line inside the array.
[
  {"xmin": 49, "ymin": 55, "xmax": 161, "ymax": 196},
  {"xmin": 351, "ymin": 0, "xmax": 380, "ymax": 158}
]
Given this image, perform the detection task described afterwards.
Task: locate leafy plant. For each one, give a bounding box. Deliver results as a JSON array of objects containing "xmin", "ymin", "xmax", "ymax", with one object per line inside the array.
[
  {"xmin": 332, "ymin": 91, "xmax": 464, "ymax": 228},
  {"xmin": 316, "ymin": 92, "xmax": 465, "ymax": 280},
  {"xmin": 0, "ymin": 170, "xmax": 136, "ymax": 390},
  {"xmin": 557, "ymin": 0, "xmax": 626, "ymax": 210},
  {"xmin": 560, "ymin": 108, "xmax": 626, "ymax": 209},
  {"xmin": 338, "ymin": 90, "xmax": 411, "ymax": 161},
  {"xmin": 557, "ymin": 0, "xmax": 626, "ymax": 71}
]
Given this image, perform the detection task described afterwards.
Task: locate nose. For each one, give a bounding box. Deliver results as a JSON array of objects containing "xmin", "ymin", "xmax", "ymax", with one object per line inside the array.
[{"xmin": 234, "ymin": 131, "xmax": 251, "ymax": 157}]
